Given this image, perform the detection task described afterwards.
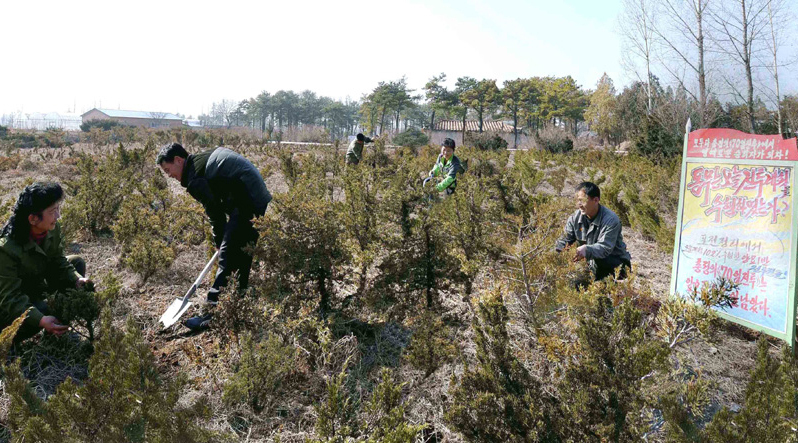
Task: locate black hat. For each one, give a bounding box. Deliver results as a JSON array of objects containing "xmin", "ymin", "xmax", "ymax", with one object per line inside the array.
[
  {"xmin": 356, "ymin": 133, "xmax": 366, "ymax": 142},
  {"xmin": 442, "ymin": 138, "xmax": 456, "ymax": 149}
]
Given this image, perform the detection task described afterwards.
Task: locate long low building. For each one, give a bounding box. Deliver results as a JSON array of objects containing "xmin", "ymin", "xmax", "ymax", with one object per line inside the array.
[
  {"xmin": 81, "ymin": 108, "xmax": 183, "ymax": 128},
  {"xmin": 430, "ymin": 120, "xmax": 529, "ymax": 147}
]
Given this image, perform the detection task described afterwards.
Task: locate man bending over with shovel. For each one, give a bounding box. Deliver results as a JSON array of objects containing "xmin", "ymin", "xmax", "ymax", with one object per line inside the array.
[
  {"xmin": 0, "ymin": 182, "xmax": 91, "ymax": 343},
  {"xmin": 158, "ymin": 143, "xmax": 272, "ymax": 331}
]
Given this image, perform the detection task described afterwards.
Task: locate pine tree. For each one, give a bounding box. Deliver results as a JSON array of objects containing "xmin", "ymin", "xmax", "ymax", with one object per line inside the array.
[
  {"xmin": 446, "ymin": 287, "xmax": 559, "ymax": 442},
  {"xmin": 5, "ymin": 311, "xmax": 222, "ymax": 442}
]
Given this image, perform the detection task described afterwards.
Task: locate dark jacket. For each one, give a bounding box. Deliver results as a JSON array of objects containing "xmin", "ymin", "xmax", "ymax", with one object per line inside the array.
[
  {"xmin": 555, "ymin": 205, "xmax": 632, "ymax": 268},
  {"xmin": 0, "ymin": 223, "xmax": 81, "ymax": 328},
  {"xmin": 181, "ymin": 147, "xmax": 272, "ymax": 247}
]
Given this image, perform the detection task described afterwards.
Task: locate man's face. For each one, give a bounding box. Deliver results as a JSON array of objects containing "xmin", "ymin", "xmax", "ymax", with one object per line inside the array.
[
  {"xmin": 575, "ymin": 189, "xmax": 600, "ymax": 218},
  {"xmin": 28, "ymin": 200, "xmax": 61, "ymax": 233},
  {"xmin": 160, "ymin": 157, "xmax": 185, "ymax": 181},
  {"xmin": 440, "ymin": 145, "xmax": 454, "ymax": 159}
]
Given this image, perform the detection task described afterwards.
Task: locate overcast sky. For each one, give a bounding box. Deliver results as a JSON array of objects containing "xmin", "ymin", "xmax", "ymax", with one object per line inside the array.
[{"xmin": 0, "ymin": 0, "xmax": 756, "ymax": 117}]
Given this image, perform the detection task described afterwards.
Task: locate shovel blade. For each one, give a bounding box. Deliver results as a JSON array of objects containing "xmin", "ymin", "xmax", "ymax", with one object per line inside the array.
[{"xmin": 159, "ymin": 298, "xmax": 192, "ymax": 329}]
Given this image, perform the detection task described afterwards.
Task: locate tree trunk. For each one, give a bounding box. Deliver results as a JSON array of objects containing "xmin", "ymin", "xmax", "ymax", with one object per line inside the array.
[
  {"xmin": 742, "ymin": 0, "xmax": 756, "ymax": 133},
  {"xmin": 768, "ymin": 0, "xmax": 782, "ymax": 134},
  {"xmin": 429, "ymin": 109, "xmax": 436, "ymax": 130},
  {"xmin": 462, "ymin": 112, "xmax": 467, "ymax": 146},
  {"xmin": 379, "ymin": 106, "xmax": 387, "ymax": 136},
  {"xmin": 697, "ymin": 2, "xmax": 707, "ymax": 126}
]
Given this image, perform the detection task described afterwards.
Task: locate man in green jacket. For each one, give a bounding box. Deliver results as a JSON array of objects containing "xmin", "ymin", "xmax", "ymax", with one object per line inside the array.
[
  {"xmin": 0, "ymin": 183, "xmax": 90, "ymax": 342},
  {"xmin": 423, "ymin": 138, "xmax": 464, "ymax": 195},
  {"xmin": 158, "ymin": 143, "xmax": 272, "ymax": 331},
  {"xmin": 345, "ymin": 133, "xmax": 373, "ymax": 165}
]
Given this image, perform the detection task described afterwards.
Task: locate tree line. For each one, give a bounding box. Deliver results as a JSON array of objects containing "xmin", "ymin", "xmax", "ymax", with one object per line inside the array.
[
  {"xmin": 199, "ymin": 91, "xmax": 361, "ymax": 140},
  {"xmin": 200, "ymin": 0, "xmax": 797, "ymax": 150}
]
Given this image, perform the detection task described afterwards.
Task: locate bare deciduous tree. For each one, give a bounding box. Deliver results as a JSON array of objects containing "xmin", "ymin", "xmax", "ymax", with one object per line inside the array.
[
  {"xmin": 762, "ymin": 0, "xmax": 791, "ymax": 134},
  {"xmin": 214, "ymin": 100, "xmax": 238, "ymax": 129},
  {"xmin": 710, "ymin": 0, "xmax": 770, "ymax": 132},
  {"xmin": 149, "ymin": 111, "xmax": 168, "ymax": 128},
  {"xmin": 654, "ymin": 0, "xmax": 714, "ymax": 126},
  {"xmin": 619, "ymin": 0, "xmax": 658, "ymax": 114}
]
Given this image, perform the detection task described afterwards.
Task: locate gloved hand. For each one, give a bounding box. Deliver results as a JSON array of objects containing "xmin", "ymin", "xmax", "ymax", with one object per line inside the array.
[{"xmin": 422, "ymin": 177, "xmax": 432, "ymax": 187}]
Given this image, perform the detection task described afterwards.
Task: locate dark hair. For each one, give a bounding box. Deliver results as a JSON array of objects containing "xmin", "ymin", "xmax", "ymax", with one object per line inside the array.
[
  {"xmin": 576, "ymin": 181, "xmax": 600, "ymax": 199},
  {"xmin": 156, "ymin": 142, "xmax": 189, "ymax": 165},
  {"xmin": 1, "ymin": 182, "xmax": 64, "ymax": 244},
  {"xmin": 442, "ymin": 138, "xmax": 456, "ymax": 149},
  {"xmin": 356, "ymin": 133, "xmax": 365, "ymax": 142}
]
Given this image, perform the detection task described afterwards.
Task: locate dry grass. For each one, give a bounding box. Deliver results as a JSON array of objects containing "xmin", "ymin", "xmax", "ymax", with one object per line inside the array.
[{"xmin": 0, "ymin": 142, "xmax": 772, "ymax": 442}]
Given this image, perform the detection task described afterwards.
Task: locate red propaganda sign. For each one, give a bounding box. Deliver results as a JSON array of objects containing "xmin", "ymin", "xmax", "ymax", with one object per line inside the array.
[
  {"xmin": 686, "ymin": 128, "xmax": 798, "ymax": 161},
  {"xmin": 672, "ymin": 126, "xmax": 798, "ymax": 345}
]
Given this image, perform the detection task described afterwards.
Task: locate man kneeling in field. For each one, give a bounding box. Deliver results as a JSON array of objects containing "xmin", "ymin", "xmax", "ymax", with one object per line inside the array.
[
  {"xmin": 555, "ymin": 181, "xmax": 632, "ymax": 282},
  {"xmin": 0, "ymin": 183, "xmax": 91, "ymax": 342}
]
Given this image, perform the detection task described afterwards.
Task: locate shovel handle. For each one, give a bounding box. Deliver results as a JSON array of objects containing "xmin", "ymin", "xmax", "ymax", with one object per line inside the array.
[{"xmin": 181, "ymin": 251, "xmax": 220, "ymax": 302}]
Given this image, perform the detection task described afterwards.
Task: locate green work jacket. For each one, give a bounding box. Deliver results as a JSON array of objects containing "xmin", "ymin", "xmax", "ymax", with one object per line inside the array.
[
  {"xmin": 0, "ymin": 223, "xmax": 80, "ymax": 328},
  {"xmin": 429, "ymin": 154, "xmax": 464, "ymax": 192}
]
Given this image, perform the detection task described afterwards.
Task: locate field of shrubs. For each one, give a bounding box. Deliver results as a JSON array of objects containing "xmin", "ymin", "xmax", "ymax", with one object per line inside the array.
[{"xmin": 0, "ymin": 126, "xmax": 794, "ymax": 442}]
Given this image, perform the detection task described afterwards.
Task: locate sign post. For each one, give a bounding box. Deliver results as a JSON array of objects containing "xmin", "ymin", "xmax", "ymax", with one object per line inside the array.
[{"xmin": 670, "ymin": 127, "xmax": 798, "ymax": 346}]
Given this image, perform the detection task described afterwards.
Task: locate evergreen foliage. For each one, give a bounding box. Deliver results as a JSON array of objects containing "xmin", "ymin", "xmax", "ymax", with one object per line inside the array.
[
  {"xmin": 664, "ymin": 338, "xmax": 798, "ymax": 443},
  {"xmin": 633, "ymin": 115, "xmax": 681, "ymax": 160},
  {"xmin": 5, "ymin": 312, "xmax": 222, "ymax": 442},
  {"xmin": 559, "ymin": 297, "xmax": 670, "ymax": 442},
  {"xmin": 222, "ymin": 332, "xmax": 305, "ymax": 413},
  {"xmin": 46, "ymin": 288, "xmax": 99, "ymax": 341},
  {"xmin": 362, "ymin": 369, "xmax": 425, "ymax": 443},
  {"xmin": 464, "ymin": 132, "xmax": 508, "ymax": 151},
  {"xmin": 402, "ymin": 312, "xmax": 456, "ymax": 377},
  {"xmin": 392, "ymin": 128, "xmax": 429, "ymax": 148},
  {"xmin": 446, "ymin": 287, "xmax": 559, "ymax": 442},
  {"xmin": 1, "ymin": 126, "xmax": 793, "ymax": 442},
  {"xmin": 310, "ymin": 360, "xmax": 358, "ymax": 443},
  {"xmin": 535, "ymin": 127, "xmax": 574, "ymax": 153},
  {"xmin": 253, "ymin": 168, "xmax": 348, "ymax": 313},
  {"xmin": 79, "ymin": 119, "xmax": 124, "ymax": 132}
]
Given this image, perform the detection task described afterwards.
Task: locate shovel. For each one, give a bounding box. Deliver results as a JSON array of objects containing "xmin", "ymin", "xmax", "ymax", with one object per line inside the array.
[{"xmin": 159, "ymin": 251, "xmax": 220, "ymax": 329}]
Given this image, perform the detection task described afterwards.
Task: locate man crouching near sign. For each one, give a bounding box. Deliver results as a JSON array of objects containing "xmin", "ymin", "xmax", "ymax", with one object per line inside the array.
[{"xmin": 555, "ymin": 181, "xmax": 632, "ymax": 283}]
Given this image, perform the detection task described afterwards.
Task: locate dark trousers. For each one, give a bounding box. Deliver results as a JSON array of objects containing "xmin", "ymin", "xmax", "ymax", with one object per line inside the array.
[
  {"xmin": 14, "ymin": 255, "xmax": 85, "ymax": 343},
  {"xmin": 208, "ymin": 208, "xmax": 264, "ymax": 302},
  {"xmin": 594, "ymin": 255, "xmax": 631, "ymax": 282}
]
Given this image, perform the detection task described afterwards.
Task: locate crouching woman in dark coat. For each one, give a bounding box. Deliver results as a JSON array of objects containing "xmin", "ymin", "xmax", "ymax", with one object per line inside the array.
[{"xmin": 0, "ymin": 183, "xmax": 90, "ymax": 342}]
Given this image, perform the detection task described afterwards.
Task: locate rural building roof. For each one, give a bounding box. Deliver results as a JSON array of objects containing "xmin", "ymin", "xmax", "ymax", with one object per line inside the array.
[
  {"xmin": 82, "ymin": 108, "xmax": 182, "ymax": 120},
  {"xmin": 433, "ymin": 120, "xmax": 520, "ymax": 133}
]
